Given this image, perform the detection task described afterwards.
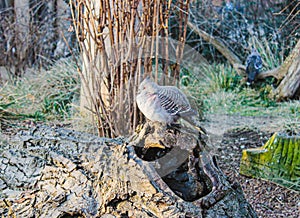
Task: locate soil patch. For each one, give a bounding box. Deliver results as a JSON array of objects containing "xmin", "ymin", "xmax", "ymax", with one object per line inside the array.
[{"xmin": 204, "ymin": 114, "xmax": 299, "ymax": 218}]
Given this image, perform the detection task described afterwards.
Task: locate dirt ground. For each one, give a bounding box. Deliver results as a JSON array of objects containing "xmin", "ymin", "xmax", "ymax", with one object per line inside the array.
[{"xmin": 203, "ymin": 114, "xmax": 300, "ymax": 218}]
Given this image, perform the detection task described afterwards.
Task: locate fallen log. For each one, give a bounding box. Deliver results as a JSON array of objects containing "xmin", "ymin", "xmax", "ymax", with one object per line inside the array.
[
  {"xmin": 188, "ymin": 18, "xmax": 300, "ymax": 100},
  {"xmin": 0, "ymin": 124, "xmax": 257, "ymax": 217}
]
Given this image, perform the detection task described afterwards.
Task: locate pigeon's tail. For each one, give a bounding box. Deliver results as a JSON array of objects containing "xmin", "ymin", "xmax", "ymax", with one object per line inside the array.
[
  {"xmin": 194, "ymin": 124, "xmax": 207, "ymax": 136},
  {"xmin": 181, "ymin": 113, "xmax": 207, "ymax": 135}
]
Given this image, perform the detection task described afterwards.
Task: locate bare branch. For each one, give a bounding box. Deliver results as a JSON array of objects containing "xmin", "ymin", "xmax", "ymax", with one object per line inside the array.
[{"xmin": 187, "ymin": 20, "xmax": 243, "ymax": 74}]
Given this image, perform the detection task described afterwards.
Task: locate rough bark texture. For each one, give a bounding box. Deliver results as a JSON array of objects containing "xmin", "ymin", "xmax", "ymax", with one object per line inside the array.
[
  {"xmin": 258, "ymin": 39, "xmax": 300, "ymax": 81},
  {"xmin": 0, "ymin": 125, "xmax": 257, "ymax": 217},
  {"xmin": 271, "ymin": 47, "xmax": 300, "ymax": 100},
  {"xmin": 240, "ymin": 132, "xmax": 300, "ymax": 192}
]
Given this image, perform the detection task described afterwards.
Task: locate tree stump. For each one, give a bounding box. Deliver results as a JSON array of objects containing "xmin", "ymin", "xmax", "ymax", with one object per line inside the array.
[
  {"xmin": 240, "ymin": 132, "xmax": 300, "ymax": 192},
  {"xmin": 0, "ymin": 124, "xmax": 257, "ymax": 217}
]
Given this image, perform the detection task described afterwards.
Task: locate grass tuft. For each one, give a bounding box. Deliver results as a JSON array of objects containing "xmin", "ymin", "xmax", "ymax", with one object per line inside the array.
[
  {"xmin": 0, "ymin": 58, "xmax": 80, "ymax": 122},
  {"xmin": 187, "ymin": 59, "xmax": 299, "ymax": 121}
]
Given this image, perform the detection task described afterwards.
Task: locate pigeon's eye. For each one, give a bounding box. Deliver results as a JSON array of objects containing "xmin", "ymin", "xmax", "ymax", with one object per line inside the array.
[{"xmin": 139, "ymin": 86, "xmax": 145, "ymax": 91}]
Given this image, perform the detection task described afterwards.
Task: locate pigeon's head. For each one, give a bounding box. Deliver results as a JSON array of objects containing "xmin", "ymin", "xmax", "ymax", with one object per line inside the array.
[{"xmin": 138, "ymin": 76, "xmax": 158, "ymax": 94}]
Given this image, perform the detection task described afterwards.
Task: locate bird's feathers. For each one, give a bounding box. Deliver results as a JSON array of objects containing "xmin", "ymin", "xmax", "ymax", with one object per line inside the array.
[
  {"xmin": 246, "ymin": 48, "xmax": 262, "ymax": 70},
  {"xmin": 246, "ymin": 48, "xmax": 263, "ymax": 84},
  {"xmin": 136, "ymin": 77, "xmax": 202, "ymax": 131},
  {"xmin": 158, "ymin": 86, "xmax": 192, "ymax": 116}
]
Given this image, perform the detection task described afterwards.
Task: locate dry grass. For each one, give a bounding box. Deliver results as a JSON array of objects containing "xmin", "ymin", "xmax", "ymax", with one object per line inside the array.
[
  {"xmin": 0, "ymin": 58, "xmax": 80, "ymax": 122},
  {"xmin": 1, "ymin": 57, "xmax": 298, "ymax": 135}
]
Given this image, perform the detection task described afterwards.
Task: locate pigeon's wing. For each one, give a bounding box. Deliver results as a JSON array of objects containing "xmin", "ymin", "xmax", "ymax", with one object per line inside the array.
[
  {"xmin": 254, "ymin": 55, "xmax": 262, "ymax": 69},
  {"xmin": 158, "ymin": 86, "xmax": 192, "ymax": 116}
]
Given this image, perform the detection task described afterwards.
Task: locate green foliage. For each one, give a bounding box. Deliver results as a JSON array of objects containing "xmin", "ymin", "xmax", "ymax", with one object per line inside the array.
[
  {"xmin": 187, "ymin": 59, "xmax": 298, "ymax": 118},
  {"xmin": 237, "ymin": 85, "xmax": 276, "ymax": 108},
  {"xmin": 288, "ymin": 103, "xmax": 300, "ymax": 115},
  {"xmin": 204, "ymin": 64, "xmax": 241, "ymax": 92},
  {"xmin": 0, "ymin": 101, "xmax": 15, "ymax": 110},
  {"xmin": 180, "ymin": 68, "xmax": 192, "ymax": 87},
  {"xmin": 283, "ymin": 119, "xmax": 300, "ymax": 136},
  {"xmin": 42, "ymin": 91, "xmax": 75, "ymax": 118},
  {"xmin": 250, "ymin": 36, "xmax": 282, "ymax": 70}
]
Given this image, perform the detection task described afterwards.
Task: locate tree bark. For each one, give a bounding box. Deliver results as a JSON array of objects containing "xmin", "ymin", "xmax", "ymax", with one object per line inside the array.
[
  {"xmin": 268, "ymin": 40, "xmax": 300, "ymax": 100},
  {"xmin": 0, "ymin": 125, "xmax": 257, "ymax": 217},
  {"xmin": 53, "ymin": 0, "xmax": 75, "ymax": 58},
  {"xmin": 258, "ymin": 39, "xmax": 300, "ymax": 81},
  {"xmin": 14, "ymin": 0, "xmax": 30, "ymax": 75},
  {"xmin": 240, "ymin": 132, "xmax": 300, "ymax": 191}
]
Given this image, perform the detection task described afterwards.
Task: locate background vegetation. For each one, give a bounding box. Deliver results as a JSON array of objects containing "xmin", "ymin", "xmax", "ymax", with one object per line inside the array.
[{"xmin": 0, "ymin": 0, "xmax": 299, "ymax": 134}]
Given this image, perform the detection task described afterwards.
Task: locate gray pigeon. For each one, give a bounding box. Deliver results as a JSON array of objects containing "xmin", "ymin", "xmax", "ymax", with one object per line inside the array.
[
  {"xmin": 246, "ymin": 48, "xmax": 263, "ymax": 85},
  {"xmin": 136, "ymin": 77, "xmax": 206, "ymax": 134}
]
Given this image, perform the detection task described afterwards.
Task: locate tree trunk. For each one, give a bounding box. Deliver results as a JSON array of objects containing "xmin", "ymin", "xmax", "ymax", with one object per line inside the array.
[
  {"xmin": 258, "ymin": 39, "xmax": 300, "ymax": 81},
  {"xmin": 14, "ymin": 0, "xmax": 30, "ymax": 76},
  {"xmin": 0, "ymin": 125, "xmax": 257, "ymax": 217},
  {"xmin": 240, "ymin": 132, "xmax": 300, "ymax": 191},
  {"xmin": 53, "ymin": 0, "xmax": 74, "ymax": 58},
  {"xmin": 1, "ymin": 0, "xmax": 69, "ymax": 74},
  {"xmin": 266, "ymin": 39, "xmax": 300, "ymax": 100}
]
